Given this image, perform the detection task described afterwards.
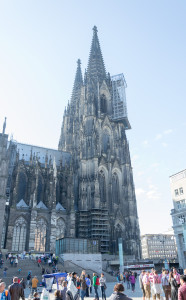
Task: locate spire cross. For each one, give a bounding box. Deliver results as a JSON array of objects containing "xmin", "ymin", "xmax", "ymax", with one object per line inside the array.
[
  {"xmin": 93, "ymin": 26, "xmax": 98, "ymax": 33},
  {"xmin": 77, "ymin": 59, "xmax": 81, "ymax": 67}
]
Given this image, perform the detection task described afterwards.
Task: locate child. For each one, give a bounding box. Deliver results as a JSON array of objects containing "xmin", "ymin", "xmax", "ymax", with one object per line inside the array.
[
  {"xmin": 61, "ymin": 281, "xmax": 67, "ymax": 300},
  {"xmin": 33, "ymin": 292, "xmax": 40, "ymax": 300},
  {"xmin": 3, "ymin": 267, "xmax": 7, "ymax": 277}
]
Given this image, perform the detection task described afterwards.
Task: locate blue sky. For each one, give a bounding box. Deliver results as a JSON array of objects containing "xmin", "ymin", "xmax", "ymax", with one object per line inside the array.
[{"xmin": 1, "ymin": 0, "xmax": 186, "ymax": 234}]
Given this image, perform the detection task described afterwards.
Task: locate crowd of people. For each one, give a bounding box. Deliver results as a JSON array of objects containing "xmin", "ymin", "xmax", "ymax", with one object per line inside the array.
[
  {"xmin": 139, "ymin": 267, "xmax": 186, "ymax": 300},
  {"xmin": 116, "ymin": 272, "xmax": 137, "ymax": 292},
  {"xmin": 52, "ymin": 271, "xmax": 132, "ymax": 300},
  {"xmin": 0, "ymin": 251, "xmax": 186, "ymax": 300}
]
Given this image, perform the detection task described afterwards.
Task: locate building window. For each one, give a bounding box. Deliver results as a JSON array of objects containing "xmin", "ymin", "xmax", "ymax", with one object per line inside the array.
[
  {"xmin": 56, "ymin": 218, "xmax": 66, "ymax": 239},
  {"xmin": 175, "ymin": 189, "xmax": 179, "ymax": 196},
  {"xmin": 34, "ymin": 218, "xmax": 47, "ymax": 252},
  {"xmin": 99, "ymin": 170, "xmax": 106, "ymax": 202},
  {"xmin": 178, "ymin": 215, "xmax": 185, "ymax": 224},
  {"xmin": 180, "ymin": 187, "xmax": 184, "ymax": 195},
  {"xmin": 112, "ymin": 173, "xmax": 120, "ymax": 204},
  {"xmin": 12, "ymin": 217, "xmax": 27, "ymax": 252}
]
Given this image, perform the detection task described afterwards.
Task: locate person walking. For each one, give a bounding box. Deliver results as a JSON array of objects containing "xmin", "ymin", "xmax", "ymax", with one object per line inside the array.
[
  {"xmin": 152, "ymin": 270, "xmax": 162, "ymax": 300},
  {"xmin": 85, "ymin": 274, "xmax": 91, "ymax": 297},
  {"xmin": 129, "ymin": 272, "xmax": 135, "ymax": 292},
  {"xmin": 27, "ymin": 273, "xmax": 31, "ymax": 287},
  {"xmin": 139, "ymin": 270, "xmax": 146, "ymax": 300},
  {"xmin": 80, "ymin": 271, "xmax": 87, "ymax": 300},
  {"xmin": 93, "ymin": 273, "xmax": 99, "ymax": 300},
  {"xmin": 31, "ymin": 276, "xmax": 39, "ymax": 295},
  {"xmin": 99, "ymin": 273, "xmax": 106, "ymax": 300},
  {"xmin": 169, "ymin": 271, "xmax": 178, "ymax": 300},
  {"xmin": 9, "ymin": 277, "xmax": 25, "ymax": 300},
  {"xmin": 173, "ymin": 268, "xmax": 181, "ymax": 288},
  {"xmin": 161, "ymin": 270, "xmax": 171, "ymax": 300},
  {"xmin": 14, "ymin": 258, "xmax": 18, "ymax": 268},
  {"xmin": 126, "ymin": 273, "xmax": 130, "ymax": 290},
  {"xmin": 142, "ymin": 271, "xmax": 151, "ymax": 300},
  {"xmin": 178, "ymin": 275, "xmax": 186, "ymax": 300}
]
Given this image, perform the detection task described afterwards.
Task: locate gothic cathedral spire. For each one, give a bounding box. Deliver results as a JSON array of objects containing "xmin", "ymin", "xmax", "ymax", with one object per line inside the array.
[
  {"xmin": 71, "ymin": 59, "xmax": 83, "ymax": 104},
  {"xmin": 87, "ymin": 26, "xmax": 106, "ymax": 84}
]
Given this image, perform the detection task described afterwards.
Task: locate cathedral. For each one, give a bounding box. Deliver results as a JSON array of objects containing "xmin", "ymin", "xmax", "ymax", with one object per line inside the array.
[{"xmin": 0, "ymin": 27, "xmax": 141, "ymax": 257}]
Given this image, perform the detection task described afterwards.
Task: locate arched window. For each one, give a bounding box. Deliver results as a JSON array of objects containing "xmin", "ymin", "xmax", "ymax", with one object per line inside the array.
[
  {"xmin": 37, "ymin": 175, "xmax": 43, "ymax": 204},
  {"xmin": 99, "ymin": 170, "xmax": 106, "ymax": 202},
  {"xmin": 12, "ymin": 217, "xmax": 27, "ymax": 251},
  {"xmin": 102, "ymin": 132, "xmax": 110, "ymax": 153},
  {"xmin": 17, "ymin": 172, "xmax": 27, "ymax": 203},
  {"xmin": 100, "ymin": 94, "xmax": 107, "ymax": 114},
  {"xmin": 34, "ymin": 218, "xmax": 47, "ymax": 252},
  {"xmin": 56, "ymin": 218, "xmax": 66, "ymax": 239},
  {"xmin": 112, "ymin": 173, "xmax": 120, "ymax": 204}
]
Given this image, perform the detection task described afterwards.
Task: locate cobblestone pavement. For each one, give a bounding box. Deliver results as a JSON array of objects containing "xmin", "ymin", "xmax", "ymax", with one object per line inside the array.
[{"xmin": 25, "ymin": 279, "xmax": 144, "ymax": 300}]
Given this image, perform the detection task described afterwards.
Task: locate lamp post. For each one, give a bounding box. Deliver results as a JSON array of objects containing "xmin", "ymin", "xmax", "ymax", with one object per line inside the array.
[{"xmin": 160, "ymin": 235, "xmax": 169, "ymax": 270}]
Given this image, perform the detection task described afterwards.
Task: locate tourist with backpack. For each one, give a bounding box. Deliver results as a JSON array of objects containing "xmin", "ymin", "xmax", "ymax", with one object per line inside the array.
[
  {"xmin": 80, "ymin": 271, "xmax": 87, "ymax": 300},
  {"xmin": 85, "ymin": 274, "xmax": 91, "ymax": 297},
  {"xmin": 93, "ymin": 273, "xmax": 99, "ymax": 300}
]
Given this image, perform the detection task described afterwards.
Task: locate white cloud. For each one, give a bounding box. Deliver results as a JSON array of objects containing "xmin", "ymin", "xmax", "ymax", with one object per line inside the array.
[
  {"xmin": 155, "ymin": 129, "xmax": 173, "ymax": 141},
  {"xmin": 164, "ymin": 129, "xmax": 173, "ymax": 135},
  {"xmin": 135, "ymin": 184, "xmax": 161, "ymax": 201},
  {"xmin": 162, "ymin": 142, "xmax": 168, "ymax": 147},
  {"xmin": 155, "ymin": 134, "xmax": 162, "ymax": 140},
  {"xmin": 135, "ymin": 188, "xmax": 145, "ymax": 196}
]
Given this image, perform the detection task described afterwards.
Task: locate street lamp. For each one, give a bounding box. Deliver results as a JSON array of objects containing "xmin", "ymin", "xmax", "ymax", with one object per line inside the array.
[{"xmin": 156, "ymin": 235, "xmax": 169, "ymax": 270}]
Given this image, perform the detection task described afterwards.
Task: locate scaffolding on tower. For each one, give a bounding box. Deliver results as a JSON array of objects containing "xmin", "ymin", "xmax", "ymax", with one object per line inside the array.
[{"xmin": 111, "ymin": 73, "xmax": 131, "ymax": 129}]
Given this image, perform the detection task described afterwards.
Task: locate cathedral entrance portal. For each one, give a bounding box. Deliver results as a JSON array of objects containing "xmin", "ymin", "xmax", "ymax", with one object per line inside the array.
[
  {"xmin": 34, "ymin": 218, "xmax": 47, "ymax": 252},
  {"xmin": 12, "ymin": 217, "xmax": 27, "ymax": 252}
]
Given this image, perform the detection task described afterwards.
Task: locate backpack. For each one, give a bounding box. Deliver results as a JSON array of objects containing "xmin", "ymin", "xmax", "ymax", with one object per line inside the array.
[
  {"xmin": 80, "ymin": 276, "xmax": 87, "ymax": 290},
  {"xmin": 96, "ymin": 277, "xmax": 100, "ymax": 285}
]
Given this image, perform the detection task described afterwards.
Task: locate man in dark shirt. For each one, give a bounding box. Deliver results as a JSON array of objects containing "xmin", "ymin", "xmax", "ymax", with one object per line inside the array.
[{"xmin": 9, "ymin": 277, "xmax": 25, "ymax": 300}]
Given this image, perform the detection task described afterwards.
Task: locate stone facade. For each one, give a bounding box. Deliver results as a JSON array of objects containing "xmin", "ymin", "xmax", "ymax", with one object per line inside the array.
[
  {"xmin": 0, "ymin": 119, "xmax": 9, "ymax": 247},
  {"xmin": 170, "ymin": 169, "xmax": 186, "ymax": 268},
  {"xmin": 0, "ymin": 27, "xmax": 141, "ymax": 257}
]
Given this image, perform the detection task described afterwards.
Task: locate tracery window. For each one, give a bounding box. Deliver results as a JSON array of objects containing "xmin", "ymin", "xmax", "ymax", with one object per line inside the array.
[
  {"xmin": 37, "ymin": 175, "xmax": 43, "ymax": 204},
  {"xmin": 17, "ymin": 172, "xmax": 27, "ymax": 203},
  {"xmin": 102, "ymin": 132, "xmax": 110, "ymax": 153},
  {"xmin": 56, "ymin": 218, "xmax": 66, "ymax": 239},
  {"xmin": 99, "ymin": 170, "xmax": 106, "ymax": 202},
  {"xmin": 100, "ymin": 94, "xmax": 107, "ymax": 114},
  {"xmin": 12, "ymin": 217, "xmax": 27, "ymax": 251},
  {"xmin": 112, "ymin": 173, "xmax": 120, "ymax": 204},
  {"xmin": 34, "ymin": 218, "xmax": 47, "ymax": 252}
]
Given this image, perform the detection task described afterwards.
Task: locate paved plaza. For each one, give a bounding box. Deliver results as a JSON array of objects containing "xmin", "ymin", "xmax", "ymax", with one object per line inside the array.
[{"xmin": 24, "ymin": 280, "xmax": 143, "ymax": 300}]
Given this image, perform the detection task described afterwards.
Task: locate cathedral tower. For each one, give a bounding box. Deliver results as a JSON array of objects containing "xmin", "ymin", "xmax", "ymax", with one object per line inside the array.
[{"xmin": 58, "ymin": 26, "xmax": 141, "ymax": 257}]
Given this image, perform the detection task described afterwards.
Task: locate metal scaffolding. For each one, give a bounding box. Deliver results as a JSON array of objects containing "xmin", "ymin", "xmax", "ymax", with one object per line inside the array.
[{"xmin": 111, "ymin": 73, "xmax": 131, "ymax": 129}]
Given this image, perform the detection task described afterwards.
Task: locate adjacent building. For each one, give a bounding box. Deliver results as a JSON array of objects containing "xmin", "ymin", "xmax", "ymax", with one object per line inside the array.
[
  {"xmin": 170, "ymin": 169, "xmax": 186, "ymax": 268},
  {"xmin": 0, "ymin": 27, "xmax": 141, "ymax": 256},
  {"xmin": 141, "ymin": 234, "xmax": 177, "ymax": 260}
]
